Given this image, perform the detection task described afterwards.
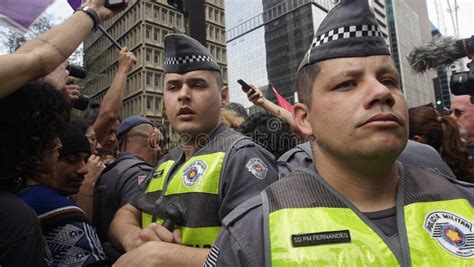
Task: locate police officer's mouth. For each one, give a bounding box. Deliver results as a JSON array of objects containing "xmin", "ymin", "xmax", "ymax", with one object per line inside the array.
[
  {"xmin": 360, "ymin": 113, "xmax": 403, "ymax": 127},
  {"xmin": 177, "ymin": 107, "xmax": 196, "ymax": 118}
]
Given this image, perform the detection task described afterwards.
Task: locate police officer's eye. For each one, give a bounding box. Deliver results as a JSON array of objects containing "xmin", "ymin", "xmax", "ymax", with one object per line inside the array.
[
  {"xmin": 334, "ymin": 80, "xmax": 356, "ymax": 90},
  {"xmin": 381, "ymin": 79, "xmax": 398, "ymax": 87},
  {"xmin": 453, "ymin": 109, "xmax": 464, "ymax": 117}
]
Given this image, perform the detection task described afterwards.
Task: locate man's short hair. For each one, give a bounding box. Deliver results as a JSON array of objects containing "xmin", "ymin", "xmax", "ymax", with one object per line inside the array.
[
  {"xmin": 296, "ymin": 63, "xmax": 321, "ymax": 107},
  {"xmin": 211, "ymin": 70, "xmax": 224, "ymax": 88}
]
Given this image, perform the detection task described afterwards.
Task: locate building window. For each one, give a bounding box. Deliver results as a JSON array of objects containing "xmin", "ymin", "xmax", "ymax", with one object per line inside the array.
[
  {"xmin": 154, "ymin": 28, "xmax": 160, "ymax": 41},
  {"xmin": 146, "ymin": 48, "xmax": 152, "ymax": 62},
  {"xmin": 146, "ymin": 25, "xmax": 152, "ymax": 39},
  {"xmin": 154, "ymin": 50, "xmax": 160, "ymax": 64},
  {"xmin": 154, "ymin": 74, "xmax": 161, "ymax": 86},
  {"xmin": 146, "ymin": 72, "xmax": 152, "ymax": 85},
  {"xmin": 147, "ymin": 96, "xmax": 152, "ymax": 110},
  {"xmin": 155, "ymin": 97, "xmax": 161, "ymax": 112}
]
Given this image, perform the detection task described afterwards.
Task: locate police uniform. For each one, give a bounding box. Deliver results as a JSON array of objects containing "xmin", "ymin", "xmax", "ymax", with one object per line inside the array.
[
  {"xmin": 94, "ymin": 116, "xmax": 156, "ymax": 243},
  {"xmin": 278, "ymin": 140, "xmax": 457, "ymax": 178},
  {"xmin": 205, "ymin": 164, "xmax": 474, "ymax": 266},
  {"xmin": 94, "ymin": 152, "xmax": 153, "ymax": 242},
  {"xmin": 132, "ymin": 33, "xmax": 278, "ymax": 249},
  {"xmin": 204, "ymin": 1, "xmax": 474, "ymax": 266}
]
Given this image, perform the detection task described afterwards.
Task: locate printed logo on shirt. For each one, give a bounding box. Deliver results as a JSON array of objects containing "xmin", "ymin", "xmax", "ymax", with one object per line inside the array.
[
  {"xmin": 245, "ymin": 158, "xmax": 268, "ymax": 179},
  {"xmin": 424, "ymin": 211, "xmax": 474, "ymax": 258},
  {"xmin": 137, "ymin": 175, "xmax": 147, "ymax": 185},
  {"xmin": 183, "ymin": 160, "xmax": 207, "ymax": 187}
]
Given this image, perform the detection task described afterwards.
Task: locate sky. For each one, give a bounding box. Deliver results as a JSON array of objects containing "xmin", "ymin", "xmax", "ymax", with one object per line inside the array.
[
  {"xmin": 0, "ymin": 0, "xmax": 472, "ymax": 53},
  {"xmin": 426, "ymin": 0, "xmax": 473, "ymax": 38}
]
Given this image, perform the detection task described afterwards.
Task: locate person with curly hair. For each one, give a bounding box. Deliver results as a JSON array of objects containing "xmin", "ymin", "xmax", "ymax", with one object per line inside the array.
[
  {"xmin": 0, "ymin": 81, "xmax": 70, "ymax": 266},
  {"xmin": 409, "ymin": 106, "xmax": 474, "ymax": 182}
]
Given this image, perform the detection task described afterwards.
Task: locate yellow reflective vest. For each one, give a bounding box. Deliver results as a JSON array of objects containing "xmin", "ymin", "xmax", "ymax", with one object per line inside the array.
[
  {"xmin": 139, "ymin": 127, "xmax": 243, "ymax": 248},
  {"xmin": 262, "ymin": 165, "xmax": 474, "ymax": 266}
]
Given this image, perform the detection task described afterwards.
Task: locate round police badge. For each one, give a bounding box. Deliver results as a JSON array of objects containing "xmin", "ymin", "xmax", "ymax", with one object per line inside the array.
[
  {"xmin": 245, "ymin": 158, "xmax": 268, "ymax": 179},
  {"xmin": 424, "ymin": 211, "xmax": 474, "ymax": 258},
  {"xmin": 183, "ymin": 160, "xmax": 207, "ymax": 187}
]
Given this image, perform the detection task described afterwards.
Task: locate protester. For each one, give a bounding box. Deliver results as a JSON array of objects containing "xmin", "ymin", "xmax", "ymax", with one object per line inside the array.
[
  {"xmin": 242, "ymin": 112, "xmax": 297, "ymax": 159},
  {"xmin": 93, "ymin": 48, "xmax": 137, "ymax": 152},
  {"xmin": 226, "ymin": 102, "xmax": 248, "ymax": 119},
  {"xmin": 0, "ymin": 81, "xmax": 70, "ymax": 266},
  {"xmin": 20, "ymin": 125, "xmax": 107, "ymax": 266},
  {"xmin": 409, "ymin": 106, "xmax": 474, "ymax": 182},
  {"xmin": 221, "ymin": 108, "xmax": 245, "ymax": 132},
  {"xmin": 205, "ymin": 1, "xmax": 474, "ymax": 266},
  {"xmin": 109, "ymin": 33, "xmax": 278, "ymax": 266},
  {"xmin": 451, "ymin": 95, "xmax": 474, "ymax": 156},
  {"xmin": 0, "ymin": 0, "xmax": 128, "ymax": 99},
  {"xmin": 94, "ymin": 116, "xmax": 162, "ymax": 244},
  {"xmin": 0, "ymin": 1, "xmax": 127, "ymax": 265}
]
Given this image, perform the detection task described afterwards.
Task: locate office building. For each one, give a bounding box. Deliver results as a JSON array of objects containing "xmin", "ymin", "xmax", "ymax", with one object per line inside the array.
[{"xmin": 83, "ymin": 0, "xmax": 227, "ymax": 127}]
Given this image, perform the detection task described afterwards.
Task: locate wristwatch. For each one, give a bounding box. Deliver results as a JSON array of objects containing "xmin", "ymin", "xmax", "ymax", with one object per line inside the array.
[{"xmin": 75, "ymin": 6, "xmax": 100, "ymax": 31}]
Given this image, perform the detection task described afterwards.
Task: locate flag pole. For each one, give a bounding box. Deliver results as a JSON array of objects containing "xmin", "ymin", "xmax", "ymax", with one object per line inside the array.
[{"xmin": 98, "ymin": 25, "xmax": 122, "ymax": 50}]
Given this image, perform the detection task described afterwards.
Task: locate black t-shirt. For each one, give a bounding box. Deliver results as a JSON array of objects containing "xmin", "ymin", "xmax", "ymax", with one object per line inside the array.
[
  {"xmin": 0, "ymin": 191, "xmax": 49, "ymax": 267},
  {"xmin": 364, "ymin": 207, "xmax": 397, "ymax": 237}
]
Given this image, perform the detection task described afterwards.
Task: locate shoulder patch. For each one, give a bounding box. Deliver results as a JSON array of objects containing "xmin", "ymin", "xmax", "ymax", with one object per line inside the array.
[
  {"xmin": 246, "ymin": 158, "xmax": 268, "ymax": 179},
  {"xmin": 137, "ymin": 175, "xmax": 147, "ymax": 185},
  {"xmin": 424, "ymin": 211, "xmax": 474, "ymax": 258}
]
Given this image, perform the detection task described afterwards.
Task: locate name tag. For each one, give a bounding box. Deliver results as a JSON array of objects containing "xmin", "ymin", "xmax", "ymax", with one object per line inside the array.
[{"xmin": 291, "ymin": 230, "xmax": 351, "ymax": 247}]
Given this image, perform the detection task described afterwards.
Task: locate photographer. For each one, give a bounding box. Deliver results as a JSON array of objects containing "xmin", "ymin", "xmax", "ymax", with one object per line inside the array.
[{"xmin": 0, "ymin": 0, "xmax": 128, "ymax": 99}]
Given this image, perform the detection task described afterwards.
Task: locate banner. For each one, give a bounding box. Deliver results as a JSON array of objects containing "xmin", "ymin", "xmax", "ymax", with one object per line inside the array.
[{"xmin": 0, "ymin": 0, "xmax": 54, "ymax": 32}]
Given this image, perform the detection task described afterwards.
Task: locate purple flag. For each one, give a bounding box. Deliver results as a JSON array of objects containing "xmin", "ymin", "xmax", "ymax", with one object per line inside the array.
[
  {"xmin": 0, "ymin": 0, "xmax": 54, "ymax": 31},
  {"xmin": 67, "ymin": 0, "xmax": 83, "ymax": 10}
]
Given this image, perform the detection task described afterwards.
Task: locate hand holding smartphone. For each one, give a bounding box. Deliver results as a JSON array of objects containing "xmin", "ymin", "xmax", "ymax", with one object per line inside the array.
[
  {"xmin": 105, "ymin": 0, "xmax": 127, "ymax": 8},
  {"xmin": 237, "ymin": 79, "xmax": 254, "ymax": 93}
]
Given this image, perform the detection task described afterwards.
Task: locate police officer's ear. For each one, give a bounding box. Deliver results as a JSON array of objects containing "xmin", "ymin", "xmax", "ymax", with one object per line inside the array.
[
  {"xmin": 147, "ymin": 131, "xmax": 159, "ymax": 151},
  {"xmin": 293, "ymin": 102, "xmax": 313, "ymax": 138},
  {"xmin": 220, "ymin": 85, "xmax": 228, "ymax": 107}
]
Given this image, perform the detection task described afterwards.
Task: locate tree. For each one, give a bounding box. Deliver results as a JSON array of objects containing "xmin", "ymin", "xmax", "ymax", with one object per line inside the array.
[{"xmin": 0, "ymin": 13, "xmax": 83, "ymax": 65}]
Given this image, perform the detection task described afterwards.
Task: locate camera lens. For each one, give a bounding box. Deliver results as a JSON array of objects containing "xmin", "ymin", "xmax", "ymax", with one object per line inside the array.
[{"xmin": 450, "ymin": 72, "xmax": 474, "ymax": 95}]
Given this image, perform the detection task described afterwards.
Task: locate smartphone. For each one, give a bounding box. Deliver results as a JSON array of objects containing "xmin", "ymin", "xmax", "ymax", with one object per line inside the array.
[
  {"xmin": 237, "ymin": 79, "xmax": 253, "ymax": 93},
  {"xmin": 105, "ymin": 0, "xmax": 126, "ymax": 7}
]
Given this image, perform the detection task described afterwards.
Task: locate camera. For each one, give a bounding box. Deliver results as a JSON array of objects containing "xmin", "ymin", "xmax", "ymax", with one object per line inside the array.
[
  {"xmin": 66, "ymin": 65, "xmax": 90, "ymax": 111},
  {"xmin": 450, "ymin": 60, "xmax": 474, "ymax": 95}
]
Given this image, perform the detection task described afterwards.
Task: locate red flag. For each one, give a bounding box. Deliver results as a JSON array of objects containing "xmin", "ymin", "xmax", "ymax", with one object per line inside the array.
[{"xmin": 271, "ymin": 84, "xmax": 294, "ymax": 113}]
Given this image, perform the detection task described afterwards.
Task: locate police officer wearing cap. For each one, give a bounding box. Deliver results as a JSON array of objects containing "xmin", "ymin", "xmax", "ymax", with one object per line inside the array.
[
  {"xmin": 204, "ymin": 1, "xmax": 474, "ymax": 266},
  {"xmin": 94, "ymin": 116, "xmax": 161, "ymax": 244},
  {"xmin": 110, "ymin": 33, "xmax": 278, "ymax": 265}
]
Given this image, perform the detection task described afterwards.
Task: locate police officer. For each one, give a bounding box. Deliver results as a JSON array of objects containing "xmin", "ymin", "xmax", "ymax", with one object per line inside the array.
[
  {"xmin": 205, "ymin": 1, "xmax": 474, "ymax": 266},
  {"xmin": 94, "ymin": 116, "xmax": 161, "ymax": 244},
  {"xmin": 109, "ymin": 33, "xmax": 278, "ymax": 265}
]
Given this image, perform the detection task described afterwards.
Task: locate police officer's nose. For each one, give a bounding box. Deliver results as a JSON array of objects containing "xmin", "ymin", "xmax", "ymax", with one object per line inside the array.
[{"xmin": 364, "ymin": 79, "xmax": 396, "ymax": 109}]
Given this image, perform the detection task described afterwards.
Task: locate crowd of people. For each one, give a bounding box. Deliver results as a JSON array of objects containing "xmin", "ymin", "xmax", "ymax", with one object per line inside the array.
[{"xmin": 0, "ymin": 0, "xmax": 473, "ymax": 266}]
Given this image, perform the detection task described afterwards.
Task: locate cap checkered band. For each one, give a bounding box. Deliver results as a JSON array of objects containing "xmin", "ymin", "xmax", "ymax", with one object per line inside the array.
[
  {"xmin": 164, "ymin": 54, "xmax": 215, "ymax": 65},
  {"xmin": 312, "ymin": 24, "xmax": 383, "ymax": 47}
]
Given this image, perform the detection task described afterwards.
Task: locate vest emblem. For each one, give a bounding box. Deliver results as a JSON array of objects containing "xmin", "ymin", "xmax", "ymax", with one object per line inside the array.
[
  {"xmin": 424, "ymin": 211, "xmax": 474, "ymax": 258},
  {"xmin": 183, "ymin": 160, "xmax": 207, "ymax": 187},
  {"xmin": 246, "ymin": 158, "xmax": 268, "ymax": 179}
]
